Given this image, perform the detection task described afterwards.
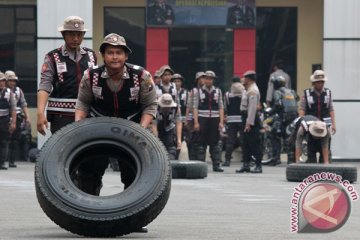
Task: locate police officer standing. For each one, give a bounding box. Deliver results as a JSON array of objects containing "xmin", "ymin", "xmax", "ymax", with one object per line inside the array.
[
  {"xmin": 5, "ymin": 70, "xmax": 31, "ymax": 167},
  {"xmin": 193, "ymin": 70, "xmax": 224, "ymax": 172},
  {"xmin": 299, "ymin": 70, "xmax": 335, "ymax": 162},
  {"xmin": 185, "ymin": 72, "xmax": 205, "ymax": 160},
  {"xmin": 37, "ymin": 16, "xmax": 97, "ymax": 135},
  {"xmin": 172, "ymin": 73, "xmax": 188, "ymax": 159},
  {"xmin": 157, "ymin": 93, "xmax": 182, "ymax": 160},
  {"xmin": 155, "ymin": 65, "xmax": 178, "ymax": 102},
  {"xmin": 223, "ymin": 77, "xmax": 244, "ymax": 166},
  {"xmin": 0, "ymin": 72, "xmax": 16, "ymax": 170},
  {"xmin": 268, "ymin": 75, "xmax": 298, "ymax": 166},
  {"xmin": 236, "ymin": 71, "xmax": 262, "ymax": 173},
  {"xmin": 266, "ymin": 62, "xmax": 291, "ymax": 105}
]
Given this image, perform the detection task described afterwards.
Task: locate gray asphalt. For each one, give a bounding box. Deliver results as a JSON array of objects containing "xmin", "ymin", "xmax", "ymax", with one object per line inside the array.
[{"xmin": 0, "ymin": 161, "xmax": 359, "ymax": 240}]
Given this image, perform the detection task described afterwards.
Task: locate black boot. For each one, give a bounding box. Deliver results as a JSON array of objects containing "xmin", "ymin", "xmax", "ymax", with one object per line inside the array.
[
  {"xmin": 0, "ymin": 162, "xmax": 7, "ymax": 170},
  {"xmin": 251, "ymin": 165, "xmax": 263, "ymax": 173},
  {"xmin": 210, "ymin": 143, "xmax": 223, "ymax": 172},
  {"xmin": 268, "ymin": 159, "xmax": 280, "ymax": 166},
  {"xmin": 236, "ymin": 163, "xmax": 250, "ymax": 173},
  {"xmin": 9, "ymin": 162, "xmax": 17, "ymax": 168},
  {"xmin": 222, "ymin": 159, "xmax": 231, "ymax": 167}
]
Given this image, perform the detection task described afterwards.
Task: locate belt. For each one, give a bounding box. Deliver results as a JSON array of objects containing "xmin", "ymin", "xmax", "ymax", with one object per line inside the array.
[{"xmin": 47, "ymin": 97, "xmax": 77, "ymax": 113}]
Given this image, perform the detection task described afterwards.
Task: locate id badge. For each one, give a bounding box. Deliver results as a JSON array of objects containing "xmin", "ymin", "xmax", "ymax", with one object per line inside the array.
[
  {"xmin": 92, "ymin": 86, "xmax": 102, "ymax": 97},
  {"xmin": 130, "ymin": 87, "xmax": 140, "ymax": 97},
  {"xmin": 200, "ymin": 93, "xmax": 205, "ymax": 99},
  {"xmin": 56, "ymin": 62, "xmax": 67, "ymax": 73}
]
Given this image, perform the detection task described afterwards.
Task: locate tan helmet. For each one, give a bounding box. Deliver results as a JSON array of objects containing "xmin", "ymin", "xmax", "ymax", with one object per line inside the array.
[
  {"xmin": 158, "ymin": 65, "xmax": 174, "ymax": 77},
  {"xmin": 0, "ymin": 71, "xmax": 5, "ymax": 81},
  {"xmin": 5, "ymin": 70, "xmax": 18, "ymax": 81},
  {"xmin": 195, "ymin": 71, "xmax": 205, "ymax": 80},
  {"xmin": 158, "ymin": 93, "xmax": 177, "ymax": 108},
  {"xmin": 58, "ymin": 16, "xmax": 88, "ymax": 32},
  {"xmin": 310, "ymin": 70, "xmax": 328, "ymax": 82},
  {"xmin": 204, "ymin": 70, "xmax": 216, "ymax": 78},
  {"xmin": 99, "ymin": 33, "xmax": 132, "ymax": 54},
  {"xmin": 171, "ymin": 73, "xmax": 184, "ymax": 81}
]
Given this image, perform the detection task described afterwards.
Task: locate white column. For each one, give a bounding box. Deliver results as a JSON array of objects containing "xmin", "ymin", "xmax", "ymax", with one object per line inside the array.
[
  {"xmin": 37, "ymin": 0, "xmax": 93, "ymax": 147},
  {"xmin": 324, "ymin": 0, "xmax": 360, "ymax": 159}
]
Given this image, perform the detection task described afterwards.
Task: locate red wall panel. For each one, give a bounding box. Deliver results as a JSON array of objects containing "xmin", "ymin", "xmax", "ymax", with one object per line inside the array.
[
  {"xmin": 233, "ymin": 29, "xmax": 256, "ymax": 77},
  {"xmin": 146, "ymin": 28, "xmax": 169, "ymax": 74}
]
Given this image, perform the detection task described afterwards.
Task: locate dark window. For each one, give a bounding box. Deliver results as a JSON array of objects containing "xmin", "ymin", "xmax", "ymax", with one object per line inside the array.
[
  {"xmin": 256, "ymin": 7, "xmax": 297, "ymax": 101},
  {"xmin": 0, "ymin": 6, "xmax": 37, "ymax": 106},
  {"xmin": 169, "ymin": 28, "xmax": 233, "ymax": 91},
  {"xmin": 104, "ymin": 7, "xmax": 146, "ymax": 67}
]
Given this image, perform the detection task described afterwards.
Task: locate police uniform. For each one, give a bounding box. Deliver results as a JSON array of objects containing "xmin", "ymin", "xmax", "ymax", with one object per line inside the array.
[
  {"xmin": 147, "ymin": 2, "xmax": 175, "ymax": 25},
  {"xmin": 236, "ymin": 71, "xmax": 262, "ymax": 173},
  {"xmin": 185, "ymin": 73, "xmax": 204, "ymax": 160},
  {"xmin": 288, "ymin": 115, "xmax": 330, "ymax": 163},
  {"xmin": 38, "ymin": 16, "xmax": 97, "ymax": 133},
  {"xmin": 75, "ymin": 33, "xmax": 157, "ymax": 195},
  {"xmin": 269, "ymin": 83, "xmax": 298, "ymax": 166},
  {"xmin": 266, "ymin": 69, "xmax": 291, "ymax": 103},
  {"xmin": 157, "ymin": 94, "xmax": 181, "ymax": 160},
  {"xmin": 172, "ymin": 73, "xmax": 189, "ymax": 159},
  {"xmin": 0, "ymin": 72, "xmax": 16, "ymax": 170},
  {"xmin": 223, "ymin": 82, "xmax": 244, "ymax": 166},
  {"xmin": 193, "ymin": 71, "xmax": 224, "ymax": 172},
  {"xmin": 299, "ymin": 70, "xmax": 334, "ymax": 163},
  {"xmin": 6, "ymin": 71, "xmax": 29, "ymax": 167}
]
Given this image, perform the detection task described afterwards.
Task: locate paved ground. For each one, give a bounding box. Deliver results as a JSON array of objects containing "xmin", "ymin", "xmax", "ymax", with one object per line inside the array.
[{"xmin": 0, "ymin": 160, "xmax": 359, "ymax": 240}]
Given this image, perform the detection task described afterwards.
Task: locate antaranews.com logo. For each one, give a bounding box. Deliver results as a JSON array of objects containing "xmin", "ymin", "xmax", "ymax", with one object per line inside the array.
[{"xmin": 290, "ymin": 172, "xmax": 358, "ymax": 233}]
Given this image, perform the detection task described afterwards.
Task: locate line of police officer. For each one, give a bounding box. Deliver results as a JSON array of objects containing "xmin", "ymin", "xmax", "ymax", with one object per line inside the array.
[{"xmin": 0, "ymin": 71, "xmax": 30, "ymax": 170}]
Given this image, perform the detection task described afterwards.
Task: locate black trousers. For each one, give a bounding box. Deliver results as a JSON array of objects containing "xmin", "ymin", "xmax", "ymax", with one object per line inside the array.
[
  {"xmin": 242, "ymin": 125, "xmax": 262, "ymax": 166},
  {"xmin": 225, "ymin": 122, "xmax": 242, "ymax": 161},
  {"xmin": 158, "ymin": 127, "xmax": 177, "ymax": 160},
  {"xmin": 197, "ymin": 117, "xmax": 221, "ymax": 166},
  {"xmin": 8, "ymin": 116, "xmax": 23, "ymax": 163},
  {"xmin": 0, "ymin": 117, "xmax": 10, "ymax": 166},
  {"xmin": 74, "ymin": 155, "xmax": 136, "ymax": 196},
  {"xmin": 49, "ymin": 114, "xmax": 75, "ymax": 134}
]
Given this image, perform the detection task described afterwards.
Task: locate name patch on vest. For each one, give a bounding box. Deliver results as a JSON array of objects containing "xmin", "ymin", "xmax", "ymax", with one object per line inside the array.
[
  {"xmin": 130, "ymin": 87, "xmax": 140, "ymax": 99},
  {"xmin": 92, "ymin": 86, "xmax": 103, "ymax": 98},
  {"xmin": 56, "ymin": 62, "xmax": 67, "ymax": 73}
]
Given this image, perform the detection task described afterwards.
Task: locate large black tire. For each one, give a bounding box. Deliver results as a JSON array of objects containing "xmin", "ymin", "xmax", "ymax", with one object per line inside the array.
[
  {"xmin": 286, "ymin": 164, "xmax": 357, "ymax": 183},
  {"xmin": 170, "ymin": 160, "xmax": 208, "ymax": 179},
  {"xmin": 35, "ymin": 117, "xmax": 171, "ymax": 237}
]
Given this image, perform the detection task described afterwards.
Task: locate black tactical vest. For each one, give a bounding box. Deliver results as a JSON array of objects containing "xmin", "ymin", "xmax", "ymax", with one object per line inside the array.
[
  {"xmin": 198, "ymin": 87, "xmax": 220, "ymax": 111},
  {"xmin": 89, "ymin": 63, "xmax": 143, "ymax": 123},
  {"xmin": 304, "ymin": 88, "xmax": 331, "ymax": 120},
  {"xmin": 0, "ymin": 88, "xmax": 11, "ymax": 116},
  {"xmin": 48, "ymin": 47, "xmax": 96, "ymax": 99}
]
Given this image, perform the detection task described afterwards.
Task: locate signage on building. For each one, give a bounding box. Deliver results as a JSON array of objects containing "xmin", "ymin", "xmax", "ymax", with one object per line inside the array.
[{"xmin": 146, "ymin": 0, "xmax": 256, "ymax": 27}]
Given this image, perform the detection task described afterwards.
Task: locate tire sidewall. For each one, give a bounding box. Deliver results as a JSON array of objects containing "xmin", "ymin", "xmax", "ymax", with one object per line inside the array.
[{"xmin": 36, "ymin": 117, "xmax": 170, "ymax": 218}]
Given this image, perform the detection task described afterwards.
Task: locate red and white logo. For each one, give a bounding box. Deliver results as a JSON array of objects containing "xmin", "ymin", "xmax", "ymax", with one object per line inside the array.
[{"xmin": 301, "ymin": 183, "xmax": 350, "ymax": 232}]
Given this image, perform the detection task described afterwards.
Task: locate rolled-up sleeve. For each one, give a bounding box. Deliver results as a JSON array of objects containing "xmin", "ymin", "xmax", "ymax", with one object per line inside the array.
[
  {"xmin": 75, "ymin": 70, "xmax": 93, "ymax": 113},
  {"xmin": 38, "ymin": 55, "xmax": 55, "ymax": 93},
  {"xmin": 246, "ymin": 92, "xmax": 258, "ymax": 126},
  {"xmin": 140, "ymin": 71, "xmax": 158, "ymax": 118},
  {"xmin": 18, "ymin": 89, "xmax": 28, "ymax": 108}
]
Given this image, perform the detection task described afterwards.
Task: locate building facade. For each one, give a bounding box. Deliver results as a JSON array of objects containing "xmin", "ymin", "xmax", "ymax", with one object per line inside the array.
[{"xmin": 0, "ymin": 0, "xmax": 357, "ymax": 159}]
